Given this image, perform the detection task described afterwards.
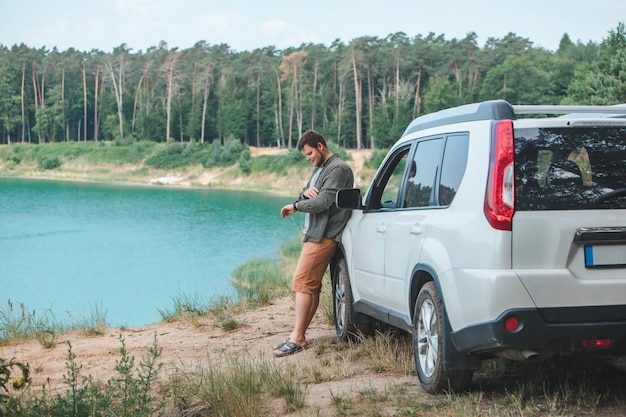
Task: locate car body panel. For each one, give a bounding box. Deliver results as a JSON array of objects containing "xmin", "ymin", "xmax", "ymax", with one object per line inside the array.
[
  {"xmin": 345, "ymin": 210, "xmax": 391, "ymax": 306},
  {"xmin": 384, "ymin": 209, "xmax": 433, "ymax": 312}
]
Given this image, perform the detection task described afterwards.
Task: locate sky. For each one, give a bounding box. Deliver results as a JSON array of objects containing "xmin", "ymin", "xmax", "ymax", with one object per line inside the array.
[{"xmin": 1, "ymin": 0, "xmax": 624, "ymax": 53}]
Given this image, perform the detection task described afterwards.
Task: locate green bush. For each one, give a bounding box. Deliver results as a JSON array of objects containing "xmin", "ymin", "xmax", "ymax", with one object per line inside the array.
[
  {"xmin": 24, "ymin": 336, "xmax": 163, "ymax": 417},
  {"xmin": 203, "ymin": 140, "xmax": 221, "ymax": 168},
  {"xmin": 202, "ymin": 138, "xmax": 250, "ymax": 169},
  {"xmin": 247, "ymin": 142, "xmax": 350, "ymax": 175},
  {"xmin": 0, "ymin": 146, "xmax": 21, "ymax": 168},
  {"xmin": 144, "ymin": 142, "xmax": 187, "ymax": 169},
  {"xmin": 248, "ymin": 149, "xmax": 307, "ymax": 174},
  {"xmin": 181, "ymin": 141, "xmax": 196, "ymax": 158},
  {"xmin": 280, "ymin": 235, "xmax": 303, "ymax": 259},
  {"xmin": 327, "ymin": 141, "xmax": 351, "ymax": 162},
  {"xmin": 166, "ymin": 142, "xmax": 184, "ymax": 155},
  {"xmin": 36, "ymin": 155, "xmax": 62, "ymax": 170},
  {"xmin": 0, "ymin": 142, "xmax": 155, "ymax": 167},
  {"xmin": 0, "ymin": 357, "xmax": 30, "ymax": 416},
  {"xmin": 88, "ymin": 141, "xmax": 154, "ymax": 165},
  {"xmin": 231, "ymin": 258, "xmax": 288, "ymax": 304},
  {"xmin": 364, "ymin": 148, "xmax": 389, "ymax": 169},
  {"xmin": 114, "ymin": 135, "xmax": 137, "ymax": 147},
  {"xmin": 239, "ymin": 149, "xmax": 251, "ymax": 174},
  {"xmin": 0, "ymin": 147, "xmax": 22, "ymax": 165}
]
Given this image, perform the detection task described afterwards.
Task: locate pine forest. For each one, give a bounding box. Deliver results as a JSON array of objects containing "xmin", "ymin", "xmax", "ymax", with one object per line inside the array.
[{"xmin": 1, "ymin": 23, "xmax": 625, "ymax": 149}]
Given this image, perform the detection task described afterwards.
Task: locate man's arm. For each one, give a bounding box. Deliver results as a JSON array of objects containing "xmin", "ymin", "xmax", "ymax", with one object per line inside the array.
[{"xmin": 296, "ymin": 165, "xmax": 351, "ymax": 214}]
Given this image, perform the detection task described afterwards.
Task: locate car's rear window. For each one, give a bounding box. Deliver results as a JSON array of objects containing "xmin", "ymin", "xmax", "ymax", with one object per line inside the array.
[{"xmin": 515, "ymin": 126, "xmax": 626, "ymax": 210}]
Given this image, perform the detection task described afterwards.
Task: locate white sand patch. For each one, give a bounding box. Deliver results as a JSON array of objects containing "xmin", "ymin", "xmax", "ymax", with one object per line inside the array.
[{"xmin": 150, "ymin": 175, "xmax": 182, "ymax": 185}]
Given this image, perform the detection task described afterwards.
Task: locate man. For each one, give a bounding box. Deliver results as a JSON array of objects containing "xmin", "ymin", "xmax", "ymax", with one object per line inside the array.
[{"xmin": 274, "ymin": 130, "xmax": 354, "ymax": 357}]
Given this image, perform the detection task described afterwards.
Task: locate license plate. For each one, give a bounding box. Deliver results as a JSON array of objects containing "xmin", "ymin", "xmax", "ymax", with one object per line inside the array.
[{"xmin": 584, "ymin": 244, "xmax": 626, "ymax": 268}]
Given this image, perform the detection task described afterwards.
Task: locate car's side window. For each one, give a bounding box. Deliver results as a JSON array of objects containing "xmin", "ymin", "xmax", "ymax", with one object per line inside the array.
[
  {"xmin": 438, "ymin": 134, "xmax": 469, "ymax": 206},
  {"xmin": 403, "ymin": 138, "xmax": 445, "ymax": 208}
]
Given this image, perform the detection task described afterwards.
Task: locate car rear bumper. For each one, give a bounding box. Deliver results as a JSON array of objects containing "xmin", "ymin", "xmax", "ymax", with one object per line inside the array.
[{"xmin": 451, "ymin": 305, "xmax": 626, "ymax": 356}]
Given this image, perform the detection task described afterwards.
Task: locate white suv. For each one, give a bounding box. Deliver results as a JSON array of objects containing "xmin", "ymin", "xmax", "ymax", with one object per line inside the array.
[{"xmin": 332, "ymin": 100, "xmax": 626, "ymax": 393}]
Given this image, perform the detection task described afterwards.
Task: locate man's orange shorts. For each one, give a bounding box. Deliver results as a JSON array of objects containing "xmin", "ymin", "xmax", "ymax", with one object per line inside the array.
[{"xmin": 292, "ymin": 237, "xmax": 338, "ymax": 294}]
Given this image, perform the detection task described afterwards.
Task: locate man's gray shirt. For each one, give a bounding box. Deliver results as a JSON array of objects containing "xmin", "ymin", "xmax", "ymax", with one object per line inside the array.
[{"xmin": 295, "ymin": 153, "xmax": 354, "ymax": 243}]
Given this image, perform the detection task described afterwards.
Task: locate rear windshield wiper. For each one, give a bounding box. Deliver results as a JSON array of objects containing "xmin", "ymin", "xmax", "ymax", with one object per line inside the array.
[{"xmin": 593, "ymin": 188, "xmax": 626, "ymax": 204}]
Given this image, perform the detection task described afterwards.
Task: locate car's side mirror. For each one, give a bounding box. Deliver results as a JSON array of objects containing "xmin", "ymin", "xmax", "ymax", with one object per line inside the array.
[{"xmin": 336, "ymin": 188, "xmax": 364, "ymax": 210}]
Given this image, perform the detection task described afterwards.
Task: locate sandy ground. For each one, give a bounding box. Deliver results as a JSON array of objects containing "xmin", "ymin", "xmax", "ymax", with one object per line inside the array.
[
  {"xmin": 0, "ymin": 296, "xmax": 316, "ymax": 390},
  {"xmin": 1, "ymin": 296, "xmax": 418, "ymax": 415}
]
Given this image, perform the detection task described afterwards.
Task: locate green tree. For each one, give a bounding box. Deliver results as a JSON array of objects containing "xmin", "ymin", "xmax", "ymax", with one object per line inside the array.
[
  {"xmin": 104, "ymin": 44, "xmax": 131, "ymax": 140},
  {"xmin": 480, "ymin": 53, "xmax": 553, "ymax": 104},
  {"xmin": 0, "ymin": 46, "xmax": 22, "ymax": 143},
  {"xmin": 132, "ymin": 44, "xmax": 167, "ymax": 142},
  {"xmin": 566, "ymin": 22, "xmax": 626, "ymax": 104},
  {"xmin": 279, "ymin": 50, "xmax": 308, "ymax": 147},
  {"xmin": 0, "ymin": 25, "xmax": 615, "ymax": 147},
  {"xmin": 245, "ymin": 46, "xmax": 279, "ymax": 147},
  {"xmin": 32, "ymin": 82, "xmax": 68, "ymax": 142},
  {"xmin": 182, "ymin": 41, "xmax": 210, "ymax": 143},
  {"xmin": 422, "ymin": 75, "xmax": 457, "ymax": 114},
  {"xmin": 217, "ymin": 72, "xmax": 247, "ymax": 142}
]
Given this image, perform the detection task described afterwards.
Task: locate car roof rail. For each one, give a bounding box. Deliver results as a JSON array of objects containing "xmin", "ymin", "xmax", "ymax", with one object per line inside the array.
[
  {"xmin": 513, "ymin": 104, "xmax": 626, "ymax": 116},
  {"xmin": 403, "ymin": 100, "xmax": 515, "ymax": 136},
  {"xmin": 403, "ymin": 101, "xmax": 626, "ymax": 136}
]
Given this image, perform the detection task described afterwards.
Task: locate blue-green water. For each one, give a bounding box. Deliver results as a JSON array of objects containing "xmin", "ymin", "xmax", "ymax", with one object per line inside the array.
[{"xmin": 0, "ymin": 179, "xmax": 302, "ymax": 327}]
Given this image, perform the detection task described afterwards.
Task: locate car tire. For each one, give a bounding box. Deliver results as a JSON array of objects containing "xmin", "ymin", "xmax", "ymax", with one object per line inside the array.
[
  {"xmin": 413, "ymin": 281, "xmax": 473, "ymax": 393},
  {"xmin": 331, "ymin": 257, "xmax": 363, "ymax": 342}
]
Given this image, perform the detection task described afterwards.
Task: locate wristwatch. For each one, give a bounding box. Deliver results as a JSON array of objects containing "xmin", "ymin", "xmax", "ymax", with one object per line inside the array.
[{"xmin": 293, "ymin": 201, "xmax": 298, "ymax": 211}]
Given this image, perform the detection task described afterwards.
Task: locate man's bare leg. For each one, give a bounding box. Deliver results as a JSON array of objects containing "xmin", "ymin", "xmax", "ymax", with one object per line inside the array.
[{"xmin": 288, "ymin": 291, "xmax": 320, "ymax": 347}]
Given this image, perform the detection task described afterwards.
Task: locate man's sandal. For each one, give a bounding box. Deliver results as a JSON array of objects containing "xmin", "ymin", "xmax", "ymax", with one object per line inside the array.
[
  {"xmin": 274, "ymin": 337, "xmax": 290, "ymax": 350},
  {"xmin": 273, "ymin": 341, "xmax": 307, "ymax": 357}
]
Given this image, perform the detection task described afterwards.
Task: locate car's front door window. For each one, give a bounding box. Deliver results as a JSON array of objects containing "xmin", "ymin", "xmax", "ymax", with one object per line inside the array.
[{"xmin": 368, "ymin": 146, "xmax": 411, "ymax": 210}]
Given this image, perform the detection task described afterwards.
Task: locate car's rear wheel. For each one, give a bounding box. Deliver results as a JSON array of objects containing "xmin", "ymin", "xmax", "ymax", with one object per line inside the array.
[
  {"xmin": 413, "ymin": 281, "xmax": 473, "ymax": 393},
  {"xmin": 332, "ymin": 257, "xmax": 356, "ymax": 341}
]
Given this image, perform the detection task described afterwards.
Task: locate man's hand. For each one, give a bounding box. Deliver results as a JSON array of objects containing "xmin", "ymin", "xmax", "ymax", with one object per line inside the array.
[
  {"xmin": 281, "ymin": 203, "xmax": 296, "ymax": 218},
  {"xmin": 303, "ymin": 186, "xmax": 319, "ymax": 199}
]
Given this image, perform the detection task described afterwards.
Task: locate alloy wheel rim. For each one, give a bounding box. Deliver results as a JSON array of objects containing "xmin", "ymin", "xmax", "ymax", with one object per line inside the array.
[
  {"xmin": 334, "ymin": 271, "xmax": 346, "ymax": 331},
  {"xmin": 417, "ymin": 299, "xmax": 438, "ymax": 378}
]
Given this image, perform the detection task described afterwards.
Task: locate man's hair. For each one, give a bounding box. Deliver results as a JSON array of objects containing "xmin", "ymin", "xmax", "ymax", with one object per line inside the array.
[{"xmin": 297, "ymin": 130, "xmax": 327, "ymax": 151}]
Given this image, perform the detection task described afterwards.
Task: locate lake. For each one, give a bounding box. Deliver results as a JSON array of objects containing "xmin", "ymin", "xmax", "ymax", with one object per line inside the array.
[{"xmin": 0, "ymin": 179, "xmax": 302, "ymax": 328}]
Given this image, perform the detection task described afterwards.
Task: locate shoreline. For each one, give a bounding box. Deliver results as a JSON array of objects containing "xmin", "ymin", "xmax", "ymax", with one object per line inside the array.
[
  {"xmin": 0, "ymin": 147, "xmax": 375, "ymax": 197},
  {"xmin": 0, "ymin": 163, "xmax": 305, "ymax": 197}
]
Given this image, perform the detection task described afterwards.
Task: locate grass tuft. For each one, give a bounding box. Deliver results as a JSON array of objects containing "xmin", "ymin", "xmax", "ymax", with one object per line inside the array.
[
  {"xmin": 67, "ymin": 302, "xmax": 108, "ymax": 336},
  {"xmin": 171, "ymin": 352, "xmax": 307, "ymax": 417},
  {"xmin": 0, "ymin": 300, "xmax": 61, "ymax": 345},
  {"xmin": 157, "ymin": 292, "xmax": 209, "ymax": 324}
]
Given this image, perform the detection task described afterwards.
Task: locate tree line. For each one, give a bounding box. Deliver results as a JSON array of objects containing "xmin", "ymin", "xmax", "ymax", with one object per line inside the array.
[{"xmin": 0, "ymin": 23, "xmax": 625, "ymax": 149}]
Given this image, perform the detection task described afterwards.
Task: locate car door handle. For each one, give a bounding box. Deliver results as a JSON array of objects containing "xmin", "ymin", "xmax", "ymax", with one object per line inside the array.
[
  {"xmin": 410, "ymin": 223, "xmax": 422, "ymax": 235},
  {"xmin": 377, "ymin": 224, "xmax": 387, "ymax": 233}
]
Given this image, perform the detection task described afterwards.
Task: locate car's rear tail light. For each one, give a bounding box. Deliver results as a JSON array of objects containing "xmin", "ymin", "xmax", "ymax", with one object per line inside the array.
[
  {"xmin": 582, "ymin": 338, "xmax": 612, "ymax": 349},
  {"xmin": 484, "ymin": 120, "xmax": 515, "ymax": 231}
]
